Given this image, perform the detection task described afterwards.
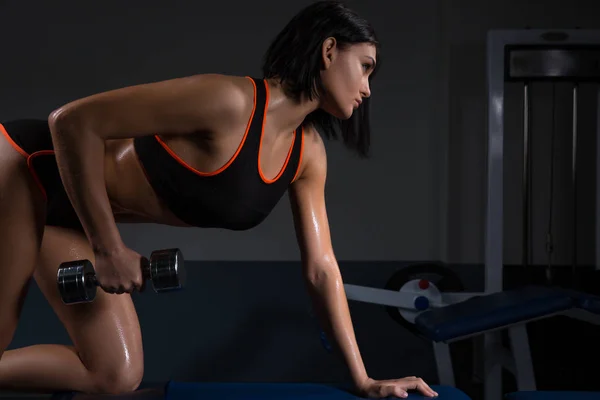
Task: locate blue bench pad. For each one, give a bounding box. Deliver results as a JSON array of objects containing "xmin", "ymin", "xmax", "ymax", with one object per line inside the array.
[
  {"xmin": 505, "ymin": 391, "xmax": 600, "ymax": 399},
  {"xmin": 164, "ymin": 382, "xmax": 472, "ymax": 399},
  {"xmin": 414, "ymin": 286, "xmax": 574, "ymax": 342}
]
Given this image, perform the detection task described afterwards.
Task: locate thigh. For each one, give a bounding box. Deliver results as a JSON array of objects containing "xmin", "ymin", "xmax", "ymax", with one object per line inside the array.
[
  {"xmin": 0, "ymin": 131, "xmax": 46, "ymax": 353},
  {"xmin": 33, "ymin": 226, "xmax": 144, "ymax": 377}
]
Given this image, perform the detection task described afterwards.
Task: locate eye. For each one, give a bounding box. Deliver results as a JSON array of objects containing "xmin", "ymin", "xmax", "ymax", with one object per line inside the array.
[{"xmin": 362, "ymin": 63, "xmax": 372, "ymax": 71}]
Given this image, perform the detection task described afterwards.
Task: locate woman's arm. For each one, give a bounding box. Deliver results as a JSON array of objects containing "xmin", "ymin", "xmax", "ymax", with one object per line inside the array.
[
  {"xmin": 288, "ymin": 127, "xmax": 369, "ymax": 387},
  {"xmin": 288, "ymin": 127, "xmax": 437, "ymax": 399},
  {"xmin": 48, "ymin": 74, "xmax": 248, "ymax": 254}
]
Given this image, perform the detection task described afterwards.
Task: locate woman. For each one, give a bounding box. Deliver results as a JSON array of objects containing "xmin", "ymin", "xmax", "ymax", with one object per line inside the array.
[{"xmin": 0, "ymin": 1, "xmax": 437, "ymax": 398}]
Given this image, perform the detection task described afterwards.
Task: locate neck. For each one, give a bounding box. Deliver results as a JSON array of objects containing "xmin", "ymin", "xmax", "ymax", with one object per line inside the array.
[{"xmin": 265, "ymin": 78, "xmax": 320, "ymax": 134}]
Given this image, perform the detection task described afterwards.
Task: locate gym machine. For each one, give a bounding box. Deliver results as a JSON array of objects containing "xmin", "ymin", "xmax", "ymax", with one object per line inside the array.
[{"xmin": 337, "ymin": 29, "xmax": 600, "ymax": 400}]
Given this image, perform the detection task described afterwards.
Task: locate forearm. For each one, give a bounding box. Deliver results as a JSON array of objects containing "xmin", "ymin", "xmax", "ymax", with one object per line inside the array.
[
  {"xmin": 48, "ymin": 112, "xmax": 123, "ymax": 253},
  {"xmin": 304, "ymin": 264, "xmax": 368, "ymax": 387}
]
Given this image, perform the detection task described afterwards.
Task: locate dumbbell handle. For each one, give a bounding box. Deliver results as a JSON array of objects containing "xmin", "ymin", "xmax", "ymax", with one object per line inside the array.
[{"xmin": 85, "ymin": 260, "xmax": 152, "ymax": 287}]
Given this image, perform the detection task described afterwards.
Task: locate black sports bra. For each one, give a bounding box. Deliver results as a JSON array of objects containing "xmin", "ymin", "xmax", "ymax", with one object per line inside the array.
[{"xmin": 133, "ymin": 76, "xmax": 304, "ymax": 230}]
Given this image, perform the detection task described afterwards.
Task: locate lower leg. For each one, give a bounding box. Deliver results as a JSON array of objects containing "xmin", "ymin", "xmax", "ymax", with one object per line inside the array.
[
  {"xmin": 0, "ymin": 344, "xmax": 98, "ymax": 393},
  {"xmin": 5, "ymin": 227, "xmax": 145, "ymax": 396}
]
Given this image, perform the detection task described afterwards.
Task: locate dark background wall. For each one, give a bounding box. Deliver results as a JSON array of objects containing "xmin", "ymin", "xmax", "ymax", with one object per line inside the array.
[{"xmin": 2, "ymin": 0, "xmax": 600, "ymax": 398}]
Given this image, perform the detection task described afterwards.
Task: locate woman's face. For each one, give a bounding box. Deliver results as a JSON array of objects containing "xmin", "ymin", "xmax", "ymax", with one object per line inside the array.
[{"xmin": 319, "ymin": 39, "xmax": 377, "ymax": 119}]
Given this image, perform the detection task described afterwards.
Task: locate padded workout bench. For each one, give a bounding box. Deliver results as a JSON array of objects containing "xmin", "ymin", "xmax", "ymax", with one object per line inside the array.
[
  {"xmin": 50, "ymin": 381, "xmax": 472, "ymax": 399},
  {"xmin": 164, "ymin": 382, "xmax": 472, "ymax": 399},
  {"xmin": 412, "ymin": 285, "xmax": 600, "ymax": 400}
]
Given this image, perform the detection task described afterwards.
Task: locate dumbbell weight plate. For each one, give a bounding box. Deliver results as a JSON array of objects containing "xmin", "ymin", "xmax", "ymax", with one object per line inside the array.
[
  {"xmin": 148, "ymin": 248, "xmax": 185, "ymax": 292},
  {"xmin": 57, "ymin": 260, "xmax": 97, "ymax": 304}
]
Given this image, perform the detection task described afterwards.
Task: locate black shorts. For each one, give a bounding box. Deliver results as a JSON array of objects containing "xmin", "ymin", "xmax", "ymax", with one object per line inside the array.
[{"xmin": 0, "ymin": 119, "xmax": 84, "ymax": 232}]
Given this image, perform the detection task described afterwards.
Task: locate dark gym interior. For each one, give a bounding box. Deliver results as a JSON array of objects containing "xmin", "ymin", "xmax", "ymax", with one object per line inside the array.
[{"xmin": 2, "ymin": 1, "xmax": 600, "ymax": 399}]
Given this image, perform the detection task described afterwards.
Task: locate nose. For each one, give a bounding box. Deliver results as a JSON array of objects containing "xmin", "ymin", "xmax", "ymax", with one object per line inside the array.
[{"xmin": 361, "ymin": 80, "xmax": 371, "ymax": 98}]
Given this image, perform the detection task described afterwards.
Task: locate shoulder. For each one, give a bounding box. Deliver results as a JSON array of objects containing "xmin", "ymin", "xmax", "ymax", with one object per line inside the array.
[
  {"xmin": 171, "ymin": 73, "xmax": 255, "ymax": 131},
  {"xmin": 194, "ymin": 73, "xmax": 255, "ymax": 103},
  {"xmin": 184, "ymin": 73, "xmax": 256, "ymax": 122}
]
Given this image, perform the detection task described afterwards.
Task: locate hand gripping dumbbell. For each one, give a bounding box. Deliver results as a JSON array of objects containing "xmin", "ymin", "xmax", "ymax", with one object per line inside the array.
[{"xmin": 56, "ymin": 248, "xmax": 185, "ymax": 305}]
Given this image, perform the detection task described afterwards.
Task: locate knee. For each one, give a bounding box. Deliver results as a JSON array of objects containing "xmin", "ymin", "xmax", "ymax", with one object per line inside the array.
[{"xmin": 92, "ymin": 360, "xmax": 144, "ymax": 395}]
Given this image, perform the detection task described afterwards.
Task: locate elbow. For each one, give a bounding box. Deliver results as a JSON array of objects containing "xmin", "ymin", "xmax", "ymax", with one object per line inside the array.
[
  {"xmin": 48, "ymin": 107, "xmax": 63, "ymax": 126},
  {"xmin": 48, "ymin": 105, "xmax": 74, "ymax": 132},
  {"xmin": 303, "ymin": 257, "xmax": 340, "ymax": 286},
  {"xmin": 48, "ymin": 104, "xmax": 89, "ymax": 142}
]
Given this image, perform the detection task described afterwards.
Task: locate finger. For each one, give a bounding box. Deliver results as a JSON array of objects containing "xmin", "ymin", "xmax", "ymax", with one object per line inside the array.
[
  {"xmin": 103, "ymin": 286, "xmax": 116, "ymax": 294},
  {"xmin": 375, "ymin": 384, "xmax": 406, "ymax": 399},
  {"xmin": 412, "ymin": 378, "xmax": 438, "ymax": 397},
  {"xmin": 391, "ymin": 386, "xmax": 408, "ymax": 399}
]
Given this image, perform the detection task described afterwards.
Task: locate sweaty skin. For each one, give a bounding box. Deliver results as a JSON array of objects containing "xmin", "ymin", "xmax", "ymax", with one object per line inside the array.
[
  {"xmin": 103, "ymin": 138, "xmax": 186, "ymax": 225},
  {"xmin": 94, "ymin": 76, "xmax": 279, "ymax": 227},
  {"xmin": 0, "ymin": 40, "xmax": 438, "ymax": 398},
  {"xmin": 53, "ymin": 75, "xmax": 304, "ymax": 242}
]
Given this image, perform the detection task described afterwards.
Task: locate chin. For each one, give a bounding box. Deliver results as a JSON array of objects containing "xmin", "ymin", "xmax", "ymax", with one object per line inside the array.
[
  {"xmin": 334, "ymin": 107, "xmax": 354, "ymax": 120},
  {"xmin": 321, "ymin": 103, "xmax": 353, "ymax": 120},
  {"xmin": 343, "ymin": 107, "xmax": 355, "ymax": 119}
]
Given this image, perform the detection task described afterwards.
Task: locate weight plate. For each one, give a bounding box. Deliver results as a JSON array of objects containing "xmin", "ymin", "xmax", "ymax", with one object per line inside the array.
[
  {"xmin": 149, "ymin": 248, "xmax": 185, "ymax": 292},
  {"xmin": 384, "ymin": 263, "xmax": 464, "ymax": 338},
  {"xmin": 57, "ymin": 260, "xmax": 96, "ymax": 304}
]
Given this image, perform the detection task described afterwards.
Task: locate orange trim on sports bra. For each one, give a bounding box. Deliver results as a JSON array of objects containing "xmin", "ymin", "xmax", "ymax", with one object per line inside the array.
[
  {"xmin": 153, "ymin": 76, "xmax": 258, "ymax": 177},
  {"xmin": 257, "ymin": 79, "xmax": 298, "ymax": 184}
]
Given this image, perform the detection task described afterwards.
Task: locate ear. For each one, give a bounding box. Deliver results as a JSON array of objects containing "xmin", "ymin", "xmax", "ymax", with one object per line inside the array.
[{"xmin": 321, "ymin": 37, "xmax": 337, "ymax": 69}]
